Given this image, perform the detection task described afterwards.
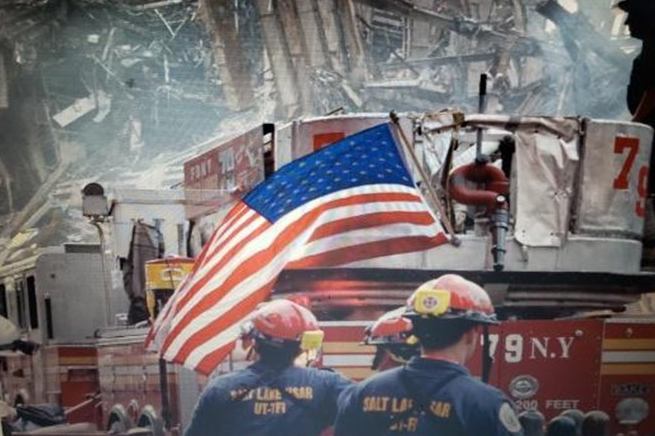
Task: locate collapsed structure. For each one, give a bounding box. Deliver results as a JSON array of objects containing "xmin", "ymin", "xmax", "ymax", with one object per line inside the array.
[{"xmin": 0, "ymin": 0, "xmax": 637, "ymax": 254}]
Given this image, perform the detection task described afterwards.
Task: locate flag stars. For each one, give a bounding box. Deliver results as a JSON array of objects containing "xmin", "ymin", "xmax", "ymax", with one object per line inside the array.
[{"xmin": 244, "ymin": 124, "xmax": 415, "ymax": 222}]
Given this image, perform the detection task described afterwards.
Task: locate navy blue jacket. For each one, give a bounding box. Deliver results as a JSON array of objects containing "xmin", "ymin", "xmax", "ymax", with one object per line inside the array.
[
  {"xmin": 334, "ymin": 357, "xmax": 523, "ymax": 436},
  {"xmin": 185, "ymin": 361, "xmax": 352, "ymax": 436}
]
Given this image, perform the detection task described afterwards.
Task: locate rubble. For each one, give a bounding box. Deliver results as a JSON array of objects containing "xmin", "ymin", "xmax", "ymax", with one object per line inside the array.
[{"xmin": 0, "ymin": 0, "xmax": 641, "ymax": 267}]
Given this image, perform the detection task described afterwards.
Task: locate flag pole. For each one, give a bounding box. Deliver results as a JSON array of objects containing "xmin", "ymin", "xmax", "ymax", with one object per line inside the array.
[{"xmin": 389, "ymin": 111, "xmax": 460, "ymax": 246}]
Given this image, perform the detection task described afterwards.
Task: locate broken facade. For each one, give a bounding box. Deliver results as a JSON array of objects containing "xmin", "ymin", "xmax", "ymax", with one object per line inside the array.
[{"xmin": 0, "ymin": 0, "xmax": 639, "ymax": 260}]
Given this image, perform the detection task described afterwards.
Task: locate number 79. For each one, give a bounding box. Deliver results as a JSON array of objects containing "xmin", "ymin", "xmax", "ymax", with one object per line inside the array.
[{"xmin": 613, "ymin": 137, "xmax": 648, "ymax": 218}]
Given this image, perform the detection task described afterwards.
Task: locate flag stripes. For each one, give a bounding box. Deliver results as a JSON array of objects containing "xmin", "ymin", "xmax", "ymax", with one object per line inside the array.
[
  {"xmin": 162, "ymin": 186, "xmax": 424, "ymax": 357},
  {"xmin": 147, "ymin": 124, "xmax": 447, "ymax": 374}
]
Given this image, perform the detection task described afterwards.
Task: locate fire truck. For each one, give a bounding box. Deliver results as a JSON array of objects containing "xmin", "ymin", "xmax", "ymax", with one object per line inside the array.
[{"xmin": 0, "ymin": 112, "xmax": 654, "ymax": 435}]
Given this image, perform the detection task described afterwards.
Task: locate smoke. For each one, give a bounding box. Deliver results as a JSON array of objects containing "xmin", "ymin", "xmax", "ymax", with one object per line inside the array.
[{"xmin": 0, "ymin": 0, "xmax": 641, "ymax": 197}]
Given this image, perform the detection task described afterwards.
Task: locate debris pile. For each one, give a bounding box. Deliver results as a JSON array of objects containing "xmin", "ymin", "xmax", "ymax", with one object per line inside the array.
[{"xmin": 0, "ymin": 0, "xmax": 639, "ymax": 261}]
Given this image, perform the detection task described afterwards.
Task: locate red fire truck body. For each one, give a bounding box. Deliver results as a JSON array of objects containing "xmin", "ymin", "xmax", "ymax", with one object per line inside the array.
[
  {"xmin": 321, "ymin": 317, "xmax": 655, "ymax": 435},
  {"xmin": 85, "ymin": 316, "xmax": 655, "ymax": 435}
]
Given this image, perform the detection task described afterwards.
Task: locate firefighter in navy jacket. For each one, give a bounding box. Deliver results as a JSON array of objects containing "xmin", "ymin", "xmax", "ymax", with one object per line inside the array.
[
  {"xmin": 335, "ymin": 274, "xmax": 523, "ymax": 436},
  {"xmin": 184, "ymin": 299, "xmax": 352, "ymax": 436}
]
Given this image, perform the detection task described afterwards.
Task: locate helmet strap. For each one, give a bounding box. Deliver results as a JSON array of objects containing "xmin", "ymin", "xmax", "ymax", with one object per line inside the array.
[{"xmin": 481, "ymin": 325, "xmax": 492, "ymax": 383}]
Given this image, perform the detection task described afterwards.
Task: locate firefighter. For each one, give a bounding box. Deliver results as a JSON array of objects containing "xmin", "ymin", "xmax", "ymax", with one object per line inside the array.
[
  {"xmin": 519, "ymin": 410, "xmax": 545, "ymax": 436},
  {"xmin": 364, "ymin": 307, "xmax": 419, "ymax": 372},
  {"xmin": 581, "ymin": 411, "xmax": 610, "ymax": 436},
  {"xmin": 546, "ymin": 416, "xmax": 577, "ymax": 436},
  {"xmin": 559, "ymin": 409, "xmax": 584, "ymax": 436},
  {"xmin": 184, "ymin": 299, "xmax": 352, "ymax": 436},
  {"xmin": 334, "ymin": 274, "xmax": 523, "ymax": 436}
]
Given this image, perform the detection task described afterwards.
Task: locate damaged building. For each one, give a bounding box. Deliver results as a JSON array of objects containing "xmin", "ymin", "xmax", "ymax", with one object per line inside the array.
[{"xmin": 0, "ymin": 0, "xmax": 639, "ymax": 268}]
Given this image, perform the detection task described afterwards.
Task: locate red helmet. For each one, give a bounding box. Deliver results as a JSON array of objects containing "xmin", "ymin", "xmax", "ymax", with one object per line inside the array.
[
  {"xmin": 364, "ymin": 307, "xmax": 419, "ymax": 369},
  {"xmin": 245, "ymin": 299, "xmax": 324, "ymax": 350},
  {"xmin": 364, "ymin": 307, "xmax": 414, "ymax": 346},
  {"xmin": 404, "ymin": 274, "xmax": 497, "ymax": 325}
]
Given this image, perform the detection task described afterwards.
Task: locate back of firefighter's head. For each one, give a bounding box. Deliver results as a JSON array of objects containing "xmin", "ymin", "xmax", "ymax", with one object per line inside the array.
[
  {"xmin": 559, "ymin": 409, "xmax": 584, "ymax": 436},
  {"xmin": 519, "ymin": 410, "xmax": 545, "ymax": 436},
  {"xmin": 364, "ymin": 307, "xmax": 418, "ymax": 371},
  {"xmin": 404, "ymin": 274, "xmax": 497, "ymax": 358},
  {"xmin": 245, "ymin": 299, "xmax": 323, "ymax": 368},
  {"xmin": 582, "ymin": 411, "xmax": 610, "ymax": 436},
  {"xmin": 547, "ymin": 416, "xmax": 577, "ymax": 436}
]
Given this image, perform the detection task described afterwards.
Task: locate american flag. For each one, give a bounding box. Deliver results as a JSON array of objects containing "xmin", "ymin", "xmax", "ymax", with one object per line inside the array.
[{"xmin": 146, "ymin": 123, "xmax": 447, "ymax": 374}]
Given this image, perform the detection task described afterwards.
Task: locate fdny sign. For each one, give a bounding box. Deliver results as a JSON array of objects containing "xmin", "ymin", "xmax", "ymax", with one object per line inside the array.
[
  {"xmin": 184, "ymin": 126, "xmax": 266, "ymax": 218},
  {"xmin": 467, "ymin": 319, "xmax": 604, "ymax": 417},
  {"xmin": 484, "ymin": 333, "xmax": 577, "ymax": 363}
]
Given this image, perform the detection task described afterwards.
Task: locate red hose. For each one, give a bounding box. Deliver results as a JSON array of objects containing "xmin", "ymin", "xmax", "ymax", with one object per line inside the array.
[{"xmin": 448, "ymin": 163, "xmax": 509, "ymax": 209}]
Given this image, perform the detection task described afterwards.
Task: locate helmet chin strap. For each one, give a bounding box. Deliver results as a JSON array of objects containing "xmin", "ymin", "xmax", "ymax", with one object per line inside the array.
[
  {"xmin": 389, "ymin": 350, "xmax": 410, "ymax": 365},
  {"xmin": 481, "ymin": 325, "xmax": 492, "ymax": 383},
  {"xmin": 246, "ymin": 344, "xmax": 256, "ymax": 361},
  {"xmin": 373, "ymin": 350, "xmax": 407, "ymax": 371}
]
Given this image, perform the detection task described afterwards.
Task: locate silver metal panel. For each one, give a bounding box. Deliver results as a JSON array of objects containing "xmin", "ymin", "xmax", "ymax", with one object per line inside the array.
[
  {"xmin": 576, "ymin": 120, "xmax": 654, "ymax": 237},
  {"xmin": 514, "ymin": 122, "xmax": 580, "ymax": 247},
  {"xmin": 275, "ymin": 114, "xmax": 389, "ymax": 166},
  {"xmin": 346, "ymin": 234, "xmax": 642, "ymax": 274},
  {"xmin": 177, "ymin": 365, "xmax": 202, "ymax": 431},
  {"xmin": 422, "ymin": 114, "xmax": 581, "ymax": 247},
  {"xmin": 36, "ymin": 251, "xmax": 128, "ymax": 342},
  {"xmin": 273, "ymin": 122, "xmax": 294, "ymax": 169}
]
